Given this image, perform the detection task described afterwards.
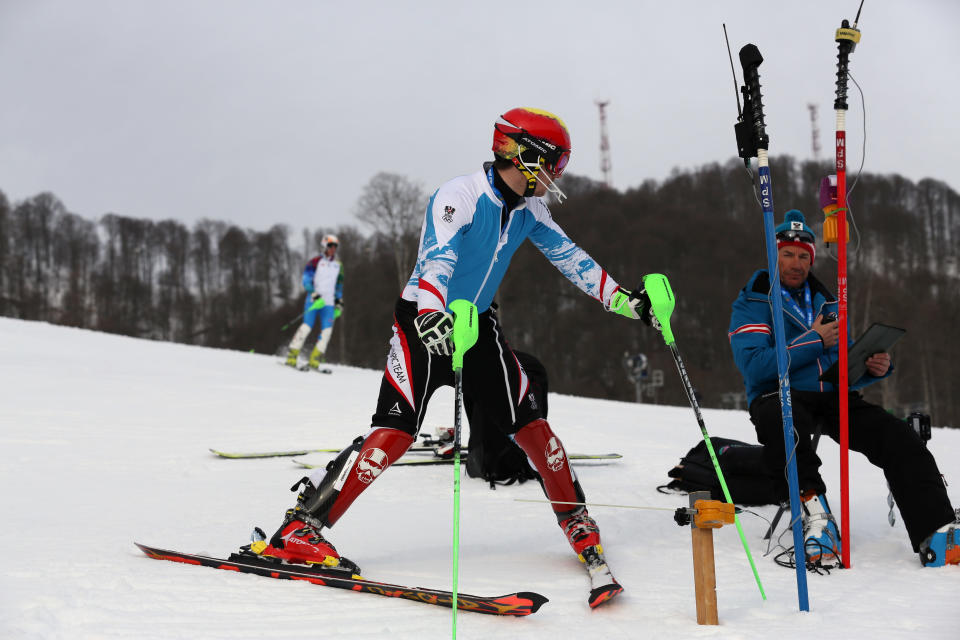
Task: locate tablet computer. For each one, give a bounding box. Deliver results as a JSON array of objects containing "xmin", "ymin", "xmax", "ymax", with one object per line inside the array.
[{"xmin": 818, "ymin": 322, "xmax": 906, "ymax": 384}]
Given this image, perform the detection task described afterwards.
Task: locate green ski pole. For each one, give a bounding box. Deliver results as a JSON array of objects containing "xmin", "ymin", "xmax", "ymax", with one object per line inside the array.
[
  {"xmin": 448, "ymin": 299, "xmax": 478, "ymax": 638},
  {"xmin": 280, "ymin": 298, "xmax": 325, "ymax": 332},
  {"xmin": 643, "ymin": 273, "xmax": 766, "ymax": 600}
]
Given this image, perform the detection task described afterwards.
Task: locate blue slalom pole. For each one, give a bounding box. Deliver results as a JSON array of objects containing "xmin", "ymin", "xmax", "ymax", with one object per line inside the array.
[{"xmin": 735, "ymin": 43, "xmax": 810, "ymax": 611}]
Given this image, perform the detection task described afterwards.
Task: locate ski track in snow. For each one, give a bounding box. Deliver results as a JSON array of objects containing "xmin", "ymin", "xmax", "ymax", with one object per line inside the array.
[{"xmin": 1, "ymin": 317, "xmax": 957, "ymax": 639}]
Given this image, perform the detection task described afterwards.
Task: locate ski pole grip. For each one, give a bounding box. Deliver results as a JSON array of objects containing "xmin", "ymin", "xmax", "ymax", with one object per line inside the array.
[
  {"xmin": 738, "ymin": 44, "xmax": 769, "ymax": 150},
  {"xmin": 449, "ymin": 299, "xmax": 479, "ymax": 371},
  {"xmin": 643, "ymin": 273, "xmax": 676, "ymax": 346}
]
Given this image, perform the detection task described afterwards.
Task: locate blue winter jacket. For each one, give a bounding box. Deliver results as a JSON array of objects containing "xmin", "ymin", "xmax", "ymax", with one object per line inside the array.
[{"xmin": 728, "ymin": 269, "xmax": 890, "ymax": 406}]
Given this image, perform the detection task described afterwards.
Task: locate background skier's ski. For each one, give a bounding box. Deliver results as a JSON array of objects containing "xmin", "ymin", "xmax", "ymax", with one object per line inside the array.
[{"xmin": 291, "ymin": 453, "xmax": 622, "ymax": 468}]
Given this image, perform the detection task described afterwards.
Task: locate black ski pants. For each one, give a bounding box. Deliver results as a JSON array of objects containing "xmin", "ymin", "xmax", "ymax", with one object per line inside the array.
[
  {"xmin": 371, "ymin": 298, "xmax": 541, "ymax": 437},
  {"xmin": 749, "ymin": 390, "xmax": 954, "ymax": 550}
]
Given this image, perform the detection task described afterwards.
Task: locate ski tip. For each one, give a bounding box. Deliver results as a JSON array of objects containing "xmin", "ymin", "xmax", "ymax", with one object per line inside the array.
[
  {"xmin": 522, "ymin": 591, "xmax": 550, "ymax": 614},
  {"xmin": 588, "ymin": 583, "xmax": 624, "ymax": 609},
  {"xmin": 492, "ymin": 592, "xmax": 548, "ymax": 615},
  {"xmin": 134, "ymin": 542, "xmax": 167, "ymax": 560}
]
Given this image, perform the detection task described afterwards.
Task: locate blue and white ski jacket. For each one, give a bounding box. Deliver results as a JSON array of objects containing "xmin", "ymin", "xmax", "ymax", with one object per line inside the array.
[
  {"xmin": 401, "ymin": 166, "xmax": 621, "ymax": 314},
  {"xmin": 728, "ymin": 269, "xmax": 890, "ymax": 406}
]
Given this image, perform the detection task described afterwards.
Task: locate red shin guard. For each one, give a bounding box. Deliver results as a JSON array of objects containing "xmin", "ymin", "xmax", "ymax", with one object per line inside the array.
[
  {"xmin": 326, "ymin": 428, "xmax": 414, "ymax": 526},
  {"xmin": 513, "ymin": 419, "xmax": 580, "ymax": 514}
]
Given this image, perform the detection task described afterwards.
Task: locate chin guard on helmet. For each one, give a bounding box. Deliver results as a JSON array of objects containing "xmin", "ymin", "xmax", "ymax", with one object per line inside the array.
[
  {"xmin": 511, "ymin": 152, "xmax": 568, "ymax": 203},
  {"xmin": 512, "ymin": 153, "xmax": 540, "ymax": 197}
]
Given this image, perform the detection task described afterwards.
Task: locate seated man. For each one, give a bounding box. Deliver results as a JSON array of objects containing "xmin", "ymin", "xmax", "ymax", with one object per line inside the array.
[{"xmin": 728, "ymin": 209, "xmax": 958, "ymax": 568}]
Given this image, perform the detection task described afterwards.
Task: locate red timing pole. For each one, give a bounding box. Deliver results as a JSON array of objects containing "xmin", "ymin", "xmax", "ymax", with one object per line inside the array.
[
  {"xmin": 832, "ymin": 11, "xmax": 861, "ymax": 570},
  {"xmin": 836, "ymin": 112, "xmax": 850, "ymax": 569}
]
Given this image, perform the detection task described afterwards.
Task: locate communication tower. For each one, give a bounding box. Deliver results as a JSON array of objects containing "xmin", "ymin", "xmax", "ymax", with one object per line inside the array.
[
  {"xmin": 808, "ymin": 103, "xmax": 821, "ymax": 159},
  {"xmin": 596, "ymin": 100, "xmax": 612, "ymax": 187}
]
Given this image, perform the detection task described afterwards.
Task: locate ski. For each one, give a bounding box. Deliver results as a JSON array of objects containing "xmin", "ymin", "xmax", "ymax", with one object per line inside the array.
[
  {"xmin": 134, "ymin": 542, "xmax": 547, "ymax": 616},
  {"xmin": 210, "ymin": 444, "xmax": 453, "ymax": 459},
  {"xmin": 297, "ymin": 364, "xmax": 333, "ymax": 374},
  {"xmin": 292, "ymin": 453, "xmax": 623, "ymax": 469},
  {"xmin": 211, "ymin": 447, "xmax": 340, "ymax": 459},
  {"xmin": 276, "ymin": 361, "xmax": 332, "ymax": 374},
  {"xmin": 581, "ymin": 546, "xmax": 624, "ymax": 609}
]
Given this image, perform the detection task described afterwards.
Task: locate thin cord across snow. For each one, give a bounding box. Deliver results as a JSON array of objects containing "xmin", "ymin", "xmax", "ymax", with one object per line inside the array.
[{"xmin": 514, "ymin": 498, "xmax": 677, "ymax": 512}]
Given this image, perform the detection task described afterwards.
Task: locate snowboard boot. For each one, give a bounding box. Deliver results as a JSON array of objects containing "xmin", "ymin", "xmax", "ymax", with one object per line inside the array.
[
  {"xmin": 802, "ymin": 493, "xmax": 841, "ymax": 566},
  {"xmin": 308, "ymin": 345, "xmax": 325, "ymax": 370},
  {"xmin": 919, "ymin": 518, "xmax": 960, "ymax": 567},
  {"xmin": 284, "ymin": 347, "xmax": 300, "ymax": 368}
]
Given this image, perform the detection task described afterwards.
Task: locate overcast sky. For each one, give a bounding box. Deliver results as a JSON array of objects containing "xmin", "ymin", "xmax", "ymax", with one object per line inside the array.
[{"xmin": 1, "ymin": 0, "xmax": 957, "ymax": 234}]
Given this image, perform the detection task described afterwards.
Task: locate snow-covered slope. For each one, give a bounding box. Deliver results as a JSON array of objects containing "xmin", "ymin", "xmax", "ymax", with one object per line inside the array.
[{"xmin": 1, "ymin": 317, "xmax": 957, "ymax": 639}]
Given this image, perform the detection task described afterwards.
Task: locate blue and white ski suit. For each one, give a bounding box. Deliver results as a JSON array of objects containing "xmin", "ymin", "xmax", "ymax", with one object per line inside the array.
[
  {"xmin": 302, "ymin": 255, "xmax": 343, "ymax": 331},
  {"xmin": 378, "ymin": 164, "xmax": 627, "ymax": 436}
]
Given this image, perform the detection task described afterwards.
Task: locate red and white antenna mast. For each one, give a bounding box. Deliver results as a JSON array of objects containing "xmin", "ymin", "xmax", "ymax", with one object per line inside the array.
[
  {"xmin": 596, "ymin": 100, "xmax": 612, "ymax": 187},
  {"xmin": 807, "ymin": 103, "xmax": 821, "ymax": 159}
]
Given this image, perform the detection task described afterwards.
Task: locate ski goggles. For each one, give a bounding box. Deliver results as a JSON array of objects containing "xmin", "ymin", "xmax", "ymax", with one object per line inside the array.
[
  {"xmin": 326, "ymin": 241, "xmax": 339, "ymax": 248},
  {"xmin": 550, "ymin": 149, "xmax": 571, "ymax": 176},
  {"xmin": 776, "ymin": 228, "xmax": 815, "ymax": 244},
  {"xmin": 513, "ymin": 132, "xmax": 571, "ymax": 177}
]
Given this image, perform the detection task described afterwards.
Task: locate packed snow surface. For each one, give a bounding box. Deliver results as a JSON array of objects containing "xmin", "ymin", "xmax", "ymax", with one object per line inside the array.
[{"xmin": 1, "ymin": 317, "xmax": 957, "ymax": 639}]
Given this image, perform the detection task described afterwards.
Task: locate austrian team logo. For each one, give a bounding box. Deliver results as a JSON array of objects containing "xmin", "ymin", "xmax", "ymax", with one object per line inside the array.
[
  {"xmin": 442, "ymin": 205, "xmax": 455, "ymax": 223},
  {"xmin": 356, "ymin": 448, "xmax": 389, "ymax": 484}
]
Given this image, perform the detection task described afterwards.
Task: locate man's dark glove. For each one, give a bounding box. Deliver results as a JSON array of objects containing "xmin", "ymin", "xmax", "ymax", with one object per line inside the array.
[
  {"xmin": 414, "ymin": 311, "xmax": 454, "ymax": 356},
  {"xmin": 334, "ymin": 298, "xmax": 343, "ymax": 318},
  {"xmin": 609, "ymin": 286, "xmax": 653, "ymax": 325}
]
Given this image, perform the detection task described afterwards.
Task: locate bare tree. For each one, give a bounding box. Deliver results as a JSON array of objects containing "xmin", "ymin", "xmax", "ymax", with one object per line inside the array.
[{"xmin": 353, "ymin": 172, "xmax": 426, "ymax": 290}]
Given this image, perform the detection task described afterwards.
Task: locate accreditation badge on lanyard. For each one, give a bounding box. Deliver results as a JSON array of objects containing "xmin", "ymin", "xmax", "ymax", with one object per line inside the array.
[{"xmin": 780, "ymin": 282, "xmax": 814, "ymax": 327}]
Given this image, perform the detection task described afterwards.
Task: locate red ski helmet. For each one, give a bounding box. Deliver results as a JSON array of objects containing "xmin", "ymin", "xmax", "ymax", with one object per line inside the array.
[{"xmin": 493, "ymin": 108, "xmax": 572, "ymax": 177}]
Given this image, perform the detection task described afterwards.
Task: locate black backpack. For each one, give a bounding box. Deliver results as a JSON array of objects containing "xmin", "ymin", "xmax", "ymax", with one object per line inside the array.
[
  {"xmin": 465, "ymin": 351, "xmax": 544, "ymax": 488},
  {"xmin": 657, "ymin": 437, "xmax": 784, "ymax": 506}
]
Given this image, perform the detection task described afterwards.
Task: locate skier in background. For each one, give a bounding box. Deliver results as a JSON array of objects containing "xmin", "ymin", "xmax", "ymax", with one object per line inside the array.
[
  {"xmin": 284, "ymin": 234, "xmax": 344, "ymax": 369},
  {"xmin": 249, "ymin": 107, "xmax": 656, "ymax": 607},
  {"xmin": 729, "ymin": 209, "xmax": 959, "ymax": 569}
]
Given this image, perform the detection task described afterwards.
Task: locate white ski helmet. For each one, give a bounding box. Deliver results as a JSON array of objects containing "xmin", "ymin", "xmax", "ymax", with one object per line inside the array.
[{"xmin": 322, "ymin": 234, "xmax": 339, "ymax": 247}]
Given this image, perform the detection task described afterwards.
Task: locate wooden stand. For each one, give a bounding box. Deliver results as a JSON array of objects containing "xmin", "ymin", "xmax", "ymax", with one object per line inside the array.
[{"xmin": 688, "ymin": 491, "xmax": 736, "ymax": 625}]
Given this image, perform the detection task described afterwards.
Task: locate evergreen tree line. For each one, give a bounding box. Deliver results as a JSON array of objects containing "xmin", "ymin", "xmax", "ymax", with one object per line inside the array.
[{"xmin": 1, "ymin": 157, "xmax": 957, "ymax": 427}]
